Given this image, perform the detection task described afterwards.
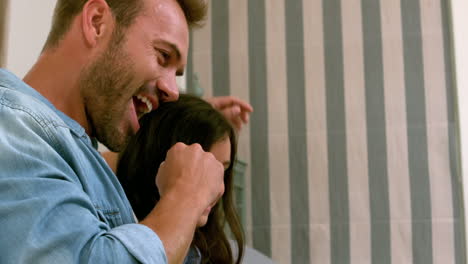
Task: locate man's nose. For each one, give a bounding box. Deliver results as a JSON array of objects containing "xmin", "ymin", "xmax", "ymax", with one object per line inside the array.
[{"xmin": 156, "ymin": 76, "xmax": 179, "ymax": 102}]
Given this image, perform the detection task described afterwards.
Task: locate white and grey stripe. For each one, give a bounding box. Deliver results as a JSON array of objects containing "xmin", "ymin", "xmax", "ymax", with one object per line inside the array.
[
  {"xmin": 441, "ymin": 0, "xmax": 466, "ymax": 263},
  {"xmin": 211, "ymin": 0, "xmax": 230, "ymax": 97},
  {"xmin": 192, "ymin": 3, "xmax": 213, "ymax": 97},
  {"xmin": 322, "ymin": 1, "xmax": 351, "ymax": 263},
  {"xmin": 284, "ymin": 0, "xmax": 310, "ymax": 263},
  {"xmin": 362, "ymin": 0, "xmax": 392, "ymax": 263},
  {"xmin": 342, "ymin": 0, "xmax": 371, "ymax": 263},
  {"xmin": 247, "ymin": 0, "xmax": 272, "ymax": 257},
  {"xmin": 381, "ymin": 1, "xmax": 413, "ymax": 263},
  {"xmin": 189, "ymin": 1, "xmax": 464, "ymax": 263},
  {"xmin": 303, "ymin": 0, "xmax": 331, "ymax": 263},
  {"xmin": 265, "ymin": 0, "xmax": 292, "ymax": 263},
  {"xmin": 401, "ymin": 1, "xmax": 433, "ymax": 263},
  {"xmin": 421, "ymin": 0, "xmax": 455, "ymax": 262},
  {"xmin": 227, "ymin": 0, "xmax": 253, "ymax": 246}
]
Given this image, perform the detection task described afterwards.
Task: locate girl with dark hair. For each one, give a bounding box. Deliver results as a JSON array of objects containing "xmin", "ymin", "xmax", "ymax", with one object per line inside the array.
[{"xmin": 116, "ymin": 94, "xmax": 245, "ymax": 264}]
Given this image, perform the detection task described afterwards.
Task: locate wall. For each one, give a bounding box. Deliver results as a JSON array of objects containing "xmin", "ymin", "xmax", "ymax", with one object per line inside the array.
[
  {"xmin": 0, "ymin": 0, "xmax": 9, "ymax": 67},
  {"xmin": 4, "ymin": 0, "xmax": 55, "ymax": 78},
  {"xmin": 190, "ymin": 0, "xmax": 465, "ymax": 263},
  {"xmin": 451, "ymin": 0, "xmax": 468, "ymax": 260}
]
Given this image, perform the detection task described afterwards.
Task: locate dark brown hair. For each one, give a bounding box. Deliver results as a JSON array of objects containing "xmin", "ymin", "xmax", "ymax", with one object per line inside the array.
[
  {"xmin": 116, "ymin": 94, "xmax": 244, "ymax": 264},
  {"xmin": 44, "ymin": 0, "xmax": 207, "ymax": 49}
]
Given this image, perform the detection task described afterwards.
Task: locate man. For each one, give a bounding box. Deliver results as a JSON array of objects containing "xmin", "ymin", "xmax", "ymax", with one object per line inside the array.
[{"xmin": 0, "ymin": 0, "xmax": 252, "ymax": 263}]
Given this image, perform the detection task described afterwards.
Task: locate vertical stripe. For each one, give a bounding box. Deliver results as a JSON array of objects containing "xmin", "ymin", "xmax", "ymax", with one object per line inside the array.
[
  {"xmin": 228, "ymin": 0, "xmax": 253, "ymax": 247},
  {"xmin": 420, "ymin": 1, "xmax": 455, "ymax": 263},
  {"xmin": 441, "ymin": 0, "xmax": 467, "ymax": 263},
  {"xmin": 185, "ymin": 30, "xmax": 194, "ymax": 94},
  {"xmin": 0, "ymin": 0, "xmax": 8, "ymax": 67},
  {"xmin": 341, "ymin": 0, "xmax": 371, "ymax": 263},
  {"xmin": 211, "ymin": 0, "xmax": 230, "ymax": 96},
  {"xmin": 362, "ymin": 0, "xmax": 392, "ymax": 263},
  {"xmin": 284, "ymin": 0, "xmax": 310, "ymax": 263},
  {"xmin": 176, "ymin": 76, "xmax": 186, "ymax": 93},
  {"xmin": 248, "ymin": 0, "xmax": 271, "ymax": 257},
  {"xmin": 450, "ymin": 5, "xmax": 468, "ymax": 262},
  {"xmin": 265, "ymin": 0, "xmax": 291, "ymax": 263},
  {"xmin": 380, "ymin": 1, "xmax": 413, "ymax": 264},
  {"xmin": 303, "ymin": 0, "xmax": 331, "ymax": 263},
  {"xmin": 323, "ymin": 1, "xmax": 350, "ymax": 263},
  {"xmin": 401, "ymin": 1, "xmax": 433, "ymax": 263},
  {"xmin": 191, "ymin": 3, "xmax": 212, "ymax": 97}
]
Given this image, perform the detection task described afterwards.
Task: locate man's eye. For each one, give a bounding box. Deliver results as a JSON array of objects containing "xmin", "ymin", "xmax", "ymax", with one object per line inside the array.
[
  {"xmin": 156, "ymin": 49, "xmax": 170, "ymax": 65},
  {"xmin": 160, "ymin": 51, "xmax": 170, "ymax": 61}
]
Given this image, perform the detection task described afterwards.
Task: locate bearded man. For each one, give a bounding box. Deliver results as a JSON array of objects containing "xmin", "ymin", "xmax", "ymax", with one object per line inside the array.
[{"xmin": 0, "ymin": 0, "xmax": 252, "ymax": 263}]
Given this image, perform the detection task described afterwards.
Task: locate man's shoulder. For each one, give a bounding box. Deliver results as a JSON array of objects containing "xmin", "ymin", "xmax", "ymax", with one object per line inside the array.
[
  {"xmin": 0, "ymin": 84, "xmax": 65, "ymax": 130},
  {"xmin": 0, "ymin": 69, "xmax": 84, "ymax": 137}
]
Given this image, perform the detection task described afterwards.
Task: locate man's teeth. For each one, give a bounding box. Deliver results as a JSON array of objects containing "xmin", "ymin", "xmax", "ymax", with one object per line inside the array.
[{"xmin": 136, "ymin": 95, "xmax": 153, "ymax": 113}]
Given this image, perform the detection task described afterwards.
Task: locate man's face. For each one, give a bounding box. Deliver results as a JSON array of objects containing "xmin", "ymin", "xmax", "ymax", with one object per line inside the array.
[{"xmin": 79, "ymin": 0, "xmax": 189, "ymax": 152}]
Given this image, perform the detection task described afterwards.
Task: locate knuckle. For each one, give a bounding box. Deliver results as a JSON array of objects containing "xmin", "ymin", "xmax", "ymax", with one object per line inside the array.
[
  {"xmin": 204, "ymin": 150, "xmax": 215, "ymax": 159},
  {"xmin": 192, "ymin": 143, "xmax": 203, "ymax": 151},
  {"xmin": 173, "ymin": 142, "xmax": 186, "ymax": 149}
]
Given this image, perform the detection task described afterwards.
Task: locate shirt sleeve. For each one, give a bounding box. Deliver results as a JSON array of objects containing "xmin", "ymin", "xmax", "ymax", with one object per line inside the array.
[{"xmin": 0, "ymin": 97, "xmax": 167, "ymax": 263}]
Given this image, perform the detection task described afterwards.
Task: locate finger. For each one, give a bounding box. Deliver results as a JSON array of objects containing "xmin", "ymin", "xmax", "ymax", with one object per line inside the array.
[
  {"xmin": 155, "ymin": 161, "xmax": 166, "ymax": 187},
  {"xmin": 240, "ymin": 110, "xmax": 250, "ymax": 123},
  {"xmin": 221, "ymin": 107, "xmax": 243, "ymax": 129},
  {"xmin": 231, "ymin": 105, "xmax": 241, "ymax": 116},
  {"xmin": 231, "ymin": 117, "xmax": 244, "ymax": 131},
  {"xmin": 207, "ymin": 96, "xmax": 254, "ymax": 113},
  {"xmin": 221, "ymin": 105, "xmax": 240, "ymax": 120},
  {"xmin": 157, "ymin": 161, "xmax": 166, "ymax": 172},
  {"xmin": 169, "ymin": 142, "xmax": 187, "ymax": 153},
  {"xmin": 223, "ymin": 100, "xmax": 253, "ymax": 113},
  {"xmin": 222, "ymin": 113, "xmax": 242, "ymax": 130}
]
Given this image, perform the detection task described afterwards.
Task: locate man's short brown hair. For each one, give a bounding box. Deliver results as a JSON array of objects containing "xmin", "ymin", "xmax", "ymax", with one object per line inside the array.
[{"xmin": 43, "ymin": 0, "xmax": 207, "ymax": 50}]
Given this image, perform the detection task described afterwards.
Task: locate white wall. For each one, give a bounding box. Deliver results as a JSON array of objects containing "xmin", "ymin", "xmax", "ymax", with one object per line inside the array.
[
  {"xmin": 5, "ymin": 0, "xmax": 55, "ymax": 78},
  {"xmin": 450, "ymin": 0, "xmax": 468, "ymax": 258}
]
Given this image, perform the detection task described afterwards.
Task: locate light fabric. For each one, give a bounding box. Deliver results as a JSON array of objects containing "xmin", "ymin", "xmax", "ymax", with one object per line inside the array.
[{"xmin": 0, "ymin": 69, "xmax": 167, "ymax": 264}]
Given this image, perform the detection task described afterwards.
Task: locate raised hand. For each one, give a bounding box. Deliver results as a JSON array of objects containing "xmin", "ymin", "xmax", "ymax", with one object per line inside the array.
[
  {"xmin": 206, "ymin": 96, "xmax": 253, "ymax": 132},
  {"xmin": 155, "ymin": 142, "xmax": 225, "ymax": 213}
]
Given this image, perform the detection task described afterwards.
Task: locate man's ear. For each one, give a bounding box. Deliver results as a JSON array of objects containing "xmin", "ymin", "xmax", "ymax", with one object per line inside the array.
[{"xmin": 81, "ymin": 0, "xmax": 114, "ymax": 48}]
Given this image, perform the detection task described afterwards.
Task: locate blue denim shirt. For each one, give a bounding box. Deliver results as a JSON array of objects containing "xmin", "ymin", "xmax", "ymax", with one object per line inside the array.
[{"xmin": 0, "ymin": 69, "xmax": 168, "ymax": 263}]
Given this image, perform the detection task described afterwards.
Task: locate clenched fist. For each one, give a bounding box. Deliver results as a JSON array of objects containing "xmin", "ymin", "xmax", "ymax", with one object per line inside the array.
[{"xmin": 155, "ymin": 142, "xmax": 225, "ymax": 215}]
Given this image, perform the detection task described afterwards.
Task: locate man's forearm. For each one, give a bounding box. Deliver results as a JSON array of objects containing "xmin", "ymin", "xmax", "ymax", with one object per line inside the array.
[{"xmin": 139, "ymin": 191, "xmax": 203, "ymax": 264}]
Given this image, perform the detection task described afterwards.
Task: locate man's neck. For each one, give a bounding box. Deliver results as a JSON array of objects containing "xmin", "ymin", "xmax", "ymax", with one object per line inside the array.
[{"xmin": 23, "ymin": 48, "xmax": 90, "ymax": 133}]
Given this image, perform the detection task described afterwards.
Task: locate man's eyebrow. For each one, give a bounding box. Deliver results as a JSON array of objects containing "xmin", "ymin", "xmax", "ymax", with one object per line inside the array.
[
  {"xmin": 168, "ymin": 43, "xmax": 182, "ymax": 61},
  {"xmin": 153, "ymin": 40, "xmax": 182, "ymax": 60}
]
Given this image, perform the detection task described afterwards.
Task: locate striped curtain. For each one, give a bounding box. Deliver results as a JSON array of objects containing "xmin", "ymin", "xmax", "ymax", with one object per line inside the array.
[
  {"xmin": 189, "ymin": 0, "xmax": 465, "ymax": 263},
  {"xmin": 0, "ymin": 0, "xmax": 8, "ymax": 67}
]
